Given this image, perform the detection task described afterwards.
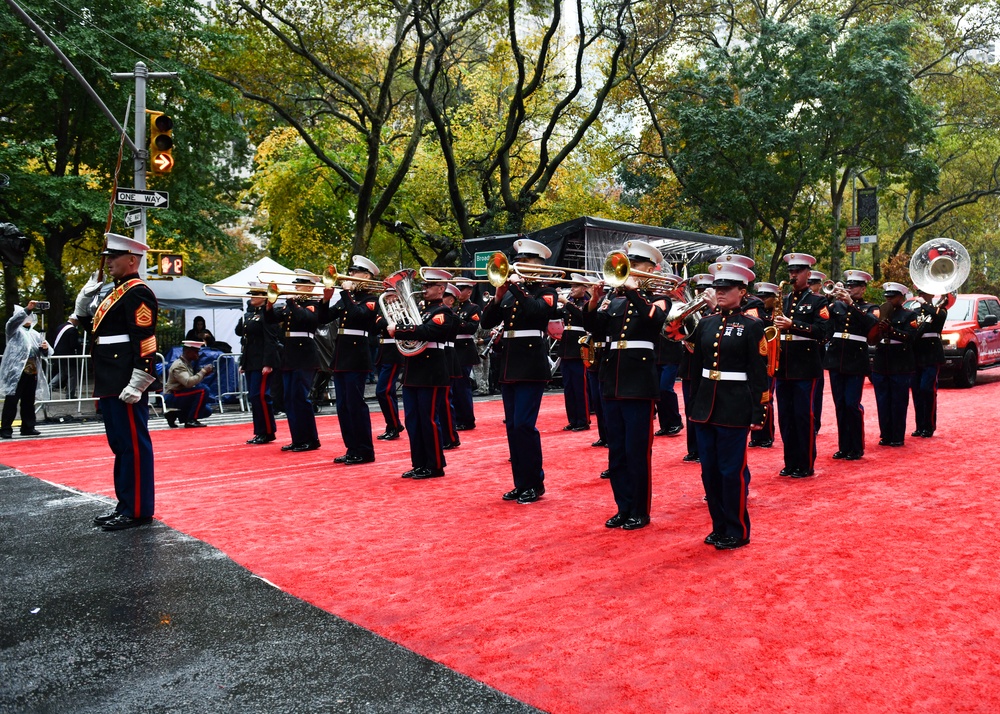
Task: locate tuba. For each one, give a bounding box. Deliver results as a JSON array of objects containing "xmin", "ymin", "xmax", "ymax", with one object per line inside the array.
[
  {"xmin": 661, "ymin": 286, "xmax": 713, "ymax": 342},
  {"xmin": 909, "ymin": 237, "xmax": 969, "ymax": 308},
  {"xmin": 378, "ymin": 269, "xmax": 427, "ymax": 356}
]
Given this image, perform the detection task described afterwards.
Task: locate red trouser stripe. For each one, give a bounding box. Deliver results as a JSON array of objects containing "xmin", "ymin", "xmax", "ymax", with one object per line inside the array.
[
  {"xmin": 126, "ymin": 402, "xmax": 142, "ymax": 516},
  {"xmin": 259, "ymin": 371, "xmax": 272, "ymax": 430}
]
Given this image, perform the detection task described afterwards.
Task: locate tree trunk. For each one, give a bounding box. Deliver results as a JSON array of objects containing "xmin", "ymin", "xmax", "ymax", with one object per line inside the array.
[{"xmin": 3, "ymin": 263, "xmax": 21, "ymax": 323}]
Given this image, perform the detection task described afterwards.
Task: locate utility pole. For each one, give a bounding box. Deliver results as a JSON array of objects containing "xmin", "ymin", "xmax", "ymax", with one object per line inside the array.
[{"xmin": 111, "ymin": 62, "xmax": 176, "ymax": 266}]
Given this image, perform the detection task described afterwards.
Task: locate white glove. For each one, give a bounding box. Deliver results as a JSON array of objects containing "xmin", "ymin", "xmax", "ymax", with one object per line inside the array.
[
  {"xmin": 74, "ymin": 272, "xmax": 105, "ymax": 318},
  {"xmin": 119, "ymin": 368, "xmax": 155, "ymax": 404},
  {"xmin": 701, "ymin": 287, "xmax": 718, "ymax": 310}
]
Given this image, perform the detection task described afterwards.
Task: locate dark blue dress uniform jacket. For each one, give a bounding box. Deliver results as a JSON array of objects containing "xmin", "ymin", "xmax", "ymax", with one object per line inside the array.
[
  {"xmin": 480, "ymin": 282, "xmax": 557, "ymax": 382},
  {"xmin": 454, "ymin": 300, "xmax": 482, "ymax": 366},
  {"xmin": 584, "ymin": 288, "xmax": 667, "ymax": 399},
  {"xmin": 689, "ymin": 309, "xmax": 770, "ymax": 428},
  {"xmin": 265, "ymin": 299, "xmax": 321, "ymax": 371},
  {"xmin": 320, "ymin": 290, "xmax": 378, "ymax": 372},
  {"xmin": 776, "ymin": 289, "xmax": 830, "ymax": 380},
  {"xmin": 871, "ymin": 306, "xmax": 919, "ymax": 374},
  {"xmin": 912, "ymin": 302, "xmax": 948, "ymax": 367},
  {"xmin": 236, "ymin": 305, "xmax": 280, "ymax": 372},
  {"xmin": 92, "ymin": 274, "xmax": 158, "ymax": 397},
  {"xmin": 393, "ymin": 301, "xmax": 454, "ymax": 387},
  {"xmin": 822, "ymin": 300, "xmax": 878, "ymax": 375},
  {"xmin": 556, "ymin": 298, "xmax": 589, "ymax": 360}
]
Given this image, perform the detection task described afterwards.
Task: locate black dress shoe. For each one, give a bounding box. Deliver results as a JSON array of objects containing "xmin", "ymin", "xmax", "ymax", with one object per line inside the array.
[
  {"xmin": 878, "ymin": 438, "xmax": 891, "ymax": 446},
  {"xmin": 682, "ymin": 454, "xmax": 700, "ymax": 463},
  {"xmin": 165, "ymin": 411, "xmax": 179, "ymax": 428},
  {"xmin": 890, "ymin": 441, "xmax": 904, "ymax": 447},
  {"xmin": 749, "ymin": 440, "xmax": 773, "ymax": 448},
  {"xmin": 704, "ymin": 532, "xmax": 721, "ymax": 545},
  {"xmin": 247, "ymin": 434, "xmax": 276, "ymax": 445},
  {"xmin": 344, "ymin": 454, "xmax": 375, "ymax": 465},
  {"xmin": 378, "ymin": 428, "xmax": 402, "ymax": 440},
  {"xmin": 455, "ymin": 424, "xmax": 475, "ymax": 431},
  {"xmin": 714, "ymin": 536, "xmax": 750, "ymax": 550},
  {"xmin": 184, "ymin": 420, "xmax": 207, "ymax": 428},
  {"xmin": 655, "ymin": 425, "xmax": 683, "ymax": 436},
  {"xmin": 20, "ymin": 428, "xmax": 41, "ymax": 436},
  {"xmin": 789, "ymin": 469, "xmax": 815, "ymax": 479},
  {"xmin": 92, "ymin": 511, "xmax": 121, "ymax": 526},
  {"xmin": 921, "ymin": 431, "xmax": 933, "ymax": 438},
  {"xmin": 517, "ymin": 486, "xmax": 545, "ymax": 504},
  {"xmin": 844, "ymin": 452, "xmax": 863, "ymax": 461},
  {"xmin": 411, "ymin": 468, "xmax": 444, "ymax": 480},
  {"xmin": 779, "ymin": 467, "xmax": 794, "ymax": 476},
  {"xmin": 0, "ymin": 430, "xmax": 12, "ymax": 439},
  {"xmin": 562, "ymin": 424, "xmax": 575, "ymax": 431},
  {"xmin": 600, "ymin": 469, "xmax": 611, "ymax": 479},
  {"xmin": 502, "ymin": 488, "xmax": 523, "ymax": 501},
  {"xmin": 569, "ymin": 424, "xmax": 590, "ymax": 431},
  {"xmin": 402, "ymin": 468, "xmax": 421, "ymax": 478},
  {"xmin": 442, "ymin": 440, "xmax": 460, "ymax": 450},
  {"xmin": 832, "ymin": 451, "xmax": 846, "ymax": 459},
  {"xmin": 605, "ymin": 513, "xmax": 628, "ymax": 528},
  {"xmin": 101, "ymin": 514, "xmax": 153, "ymax": 531},
  {"xmin": 622, "ymin": 516, "xmax": 650, "ymax": 530},
  {"xmin": 281, "ymin": 443, "xmax": 300, "ymax": 451},
  {"xmin": 591, "ymin": 439, "xmax": 607, "ymax": 447},
  {"xmin": 911, "ymin": 430, "xmax": 927, "ymax": 437},
  {"xmin": 291, "ymin": 440, "xmax": 321, "ymax": 452}
]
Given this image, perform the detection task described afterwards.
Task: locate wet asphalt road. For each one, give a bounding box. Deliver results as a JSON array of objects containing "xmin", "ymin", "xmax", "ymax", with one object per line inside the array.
[{"xmin": 0, "ymin": 468, "xmax": 538, "ymax": 714}]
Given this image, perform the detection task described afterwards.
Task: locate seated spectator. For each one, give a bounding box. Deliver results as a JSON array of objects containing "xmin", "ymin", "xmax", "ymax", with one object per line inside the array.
[{"xmin": 164, "ymin": 340, "xmax": 214, "ymax": 428}]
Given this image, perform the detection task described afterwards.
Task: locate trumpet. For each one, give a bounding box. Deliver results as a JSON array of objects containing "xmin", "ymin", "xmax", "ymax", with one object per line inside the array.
[
  {"xmin": 821, "ymin": 280, "xmax": 845, "ymax": 295},
  {"xmin": 602, "ymin": 251, "xmax": 680, "ymax": 293}
]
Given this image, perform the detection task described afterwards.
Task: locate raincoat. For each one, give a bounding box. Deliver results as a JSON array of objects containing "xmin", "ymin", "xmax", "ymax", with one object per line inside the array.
[{"xmin": 1, "ymin": 306, "xmax": 50, "ymax": 399}]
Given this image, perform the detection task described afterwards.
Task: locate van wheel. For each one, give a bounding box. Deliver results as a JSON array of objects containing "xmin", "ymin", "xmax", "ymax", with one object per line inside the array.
[{"xmin": 953, "ymin": 348, "xmax": 978, "ymax": 388}]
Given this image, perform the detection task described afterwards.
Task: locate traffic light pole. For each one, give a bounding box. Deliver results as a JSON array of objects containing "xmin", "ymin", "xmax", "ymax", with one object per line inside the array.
[{"xmin": 111, "ymin": 62, "xmax": 176, "ymax": 266}]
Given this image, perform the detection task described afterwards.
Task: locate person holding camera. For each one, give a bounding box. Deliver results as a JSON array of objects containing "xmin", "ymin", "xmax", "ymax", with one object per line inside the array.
[{"xmin": 1, "ymin": 301, "xmax": 49, "ymax": 438}]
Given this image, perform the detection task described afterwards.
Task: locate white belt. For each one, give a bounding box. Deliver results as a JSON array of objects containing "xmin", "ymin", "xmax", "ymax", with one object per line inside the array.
[
  {"xmin": 882, "ymin": 339, "xmax": 903, "ymax": 344},
  {"xmin": 563, "ymin": 326, "xmax": 586, "ymax": 332},
  {"xmin": 836, "ymin": 332, "xmax": 868, "ymax": 343},
  {"xmin": 423, "ymin": 342, "xmax": 445, "ymax": 349},
  {"xmin": 609, "ymin": 340, "xmax": 655, "ymax": 350},
  {"xmin": 702, "ymin": 368, "xmax": 748, "ymax": 381},
  {"xmin": 287, "ymin": 331, "xmax": 314, "ymax": 338},
  {"xmin": 445, "ymin": 341, "xmax": 455, "ymax": 348},
  {"xmin": 339, "ymin": 328, "xmax": 368, "ymax": 337},
  {"xmin": 922, "ymin": 333, "xmax": 940, "ymax": 338},
  {"xmin": 592, "ymin": 341, "xmax": 607, "ymax": 347},
  {"xmin": 780, "ymin": 334, "xmax": 815, "ymax": 342},
  {"xmin": 380, "ymin": 338, "xmax": 395, "ymax": 344},
  {"xmin": 456, "ymin": 334, "xmax": 475, "ymax": 340},
  {"xmin": 95, "ymin": 334, "xmax": 129, "ymax": 345},
  {"xmin": 503, "ymin": 330, "xmax": 543, "ymax": 339}
]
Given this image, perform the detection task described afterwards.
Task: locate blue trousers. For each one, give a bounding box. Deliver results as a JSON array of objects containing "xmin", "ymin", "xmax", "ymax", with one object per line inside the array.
[
  {"xmin": 911, "ymin": 364, "xmax": 940, "ymax": 434},
  {"xmin": 656, "ymin": 363, "xmax": 682, "ymax": 430},
  {"xmin": 870, "ymin": 371, "xmax": 911, "ymax": 444},
  {"xmin": 247, "ymin": 370, "xmax": 276, "ymax": 437},
  {"xmin": 403, "ymin": 385, "xmax": 446, "ymax": 471},
  {"xmin": 453, "ymin": 365, "xmax": 476, "ymax": 427},
  {"xmin": 333, "ymin": 371, "xmax": 374, "ymax": 459},
  {"xmin": 586, "ymin": 370, "xmax": 606, "ymax": 441},
  {"xmin": 375, "ymin": 362, "xmax": 402, "ymax": 431},
  {"xmin": 829, "ymin": 371, "xmax": 865, "ymax": 455},
  {"xmin": 694, "ymin": 422, "xmax": 751, "ymax": 540},
  {"xmin": 561, "ymin": 359, "xmax": 590, "ymax": 428},
  {"xmin": 776, "ymin": 378, "xmax": 818, "ymax": 471},
  {"xmin": 164, "ymin": 386, "xmax": 212, "ymax": 423},
  {"xmin": 283, "ymin": 369, "xmax": 318, "ymax": 444},
  {"xmin": 436, "ymin": 384, "xmax": 459, "ymax": 445},
  {"xmin": 101, "ymin": 394, "xmax": 154, "ymax": 519},
  {"xmin": 501, "ymin": 382, "xmax": 546, "ymax": 490},
  {"xmin": 603, "ymin": 398, "xmax": 655, "ymax": 519}
]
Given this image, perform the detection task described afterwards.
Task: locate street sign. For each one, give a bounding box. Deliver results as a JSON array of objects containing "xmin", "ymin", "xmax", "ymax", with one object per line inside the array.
[
  {"xmin": 846, "ymin": 226, "xmax": 861, "ymax": 253},
  {"xmin": 474, "ymin": 250, "xmax": 494, "ymax": 277},
  {"xmin": 123, "ymin": 209, "xmax": 143, "ymax": 228},
  {"xmin": 115, "ymin": 188, "xmax": 169, "ymax": 209}
]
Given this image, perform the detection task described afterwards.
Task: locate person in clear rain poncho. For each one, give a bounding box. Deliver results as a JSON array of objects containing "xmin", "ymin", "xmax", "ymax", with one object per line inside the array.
[{"xmin": 1, "ymin": 302, "xmax": 50, "ymax": 438}]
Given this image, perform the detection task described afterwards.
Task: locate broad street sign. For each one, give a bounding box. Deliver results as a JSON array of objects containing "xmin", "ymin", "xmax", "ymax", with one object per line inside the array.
[
  {"xmin": 115, "ymin": 188, "xmax": 169, "ymax": 209},
  {"xmin": 474, "ymin": 250, "xmax": 493, "ymax": 277},
  {"xmin": 123, "ymin": 209, "xmax": 143, "ymax": 228}
]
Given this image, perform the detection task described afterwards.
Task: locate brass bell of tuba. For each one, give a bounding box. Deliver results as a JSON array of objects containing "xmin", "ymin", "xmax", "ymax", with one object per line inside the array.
[
  {"xmin": 909, "ymin": 237, "xmax": 970, "ymax": 307},
  {"xmin": 378, "ymin": 269, "xmax": 428, "ymax": 356}
]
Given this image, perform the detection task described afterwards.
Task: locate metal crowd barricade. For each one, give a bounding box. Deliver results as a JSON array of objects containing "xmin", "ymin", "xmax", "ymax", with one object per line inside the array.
[
  {"xmin": 31, "ymin": 352, "xmax": 168, "ymax": 417},
  {"xmin": 213, "ymin": 352, "xmax": 247, "ymax": 413}
]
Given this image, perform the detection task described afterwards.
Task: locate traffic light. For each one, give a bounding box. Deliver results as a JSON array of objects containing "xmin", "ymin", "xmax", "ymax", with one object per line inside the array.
[{"xmin": 149, "ymin": 111, "xmax": 174, "ymax": 173}]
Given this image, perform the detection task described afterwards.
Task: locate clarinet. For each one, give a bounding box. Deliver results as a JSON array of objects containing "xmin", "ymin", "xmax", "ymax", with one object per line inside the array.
[{"xmin": 479, "ymin": 325, "xmax": 502, "ymax": 358}]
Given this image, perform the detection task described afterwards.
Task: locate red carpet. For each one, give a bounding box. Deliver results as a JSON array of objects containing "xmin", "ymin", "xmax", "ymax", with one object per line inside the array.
[{"xmin": 5, "ymin": 374, "xmax": 1000, "ymax": 713}]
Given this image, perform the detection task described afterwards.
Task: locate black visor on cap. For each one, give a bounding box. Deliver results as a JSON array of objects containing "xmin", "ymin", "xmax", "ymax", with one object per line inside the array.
[
  {"xmin": 100, "ymin": 248, "xmax": 129, "ymax": 257},
  {"xmin": 713, "ymin": 279, "xmax": 745, "ymax": 287},
  {"xmin": 293, "ymin": 278, "xmax": 313, "ymax": 284},
  {"xmin": 845, "ymin": 280, "xmax": 866, "ymax": 287}
]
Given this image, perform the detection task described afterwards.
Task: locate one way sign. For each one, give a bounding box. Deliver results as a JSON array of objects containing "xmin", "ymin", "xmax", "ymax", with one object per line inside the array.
[{"xmin": 115, "ymin": 189, "xmax": 169, "ymax": 209}]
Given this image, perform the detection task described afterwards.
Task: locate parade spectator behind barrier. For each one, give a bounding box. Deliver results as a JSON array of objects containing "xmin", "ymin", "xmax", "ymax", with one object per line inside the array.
[
  {"xmin": 1, "ymin": 302, "xmax": 49, "ymax": 438},
  {"xmin": 48, "ymin": 314, "xmax": 81, "ymax": 398},
  {"xmin": 164, "ymin": 340, "xmax": 214, "ymax": 428}
]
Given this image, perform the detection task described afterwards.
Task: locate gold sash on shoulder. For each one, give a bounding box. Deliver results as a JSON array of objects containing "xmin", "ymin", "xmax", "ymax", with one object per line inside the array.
[{"xmin": 92, "ymin": 278, "xmax": 144, "ymax": 332}]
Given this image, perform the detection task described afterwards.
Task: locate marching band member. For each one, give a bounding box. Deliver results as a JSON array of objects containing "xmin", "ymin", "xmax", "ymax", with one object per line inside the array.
[
  {"xmin": 584, "ymin": 240, "xmax": 667, "ymax": 530},
  {"xmin": 88, "ymin": 234, "xmax": 159, "ymax": 531},
  {"xmin": 481, "ymin": 238, "xmax": 558, "ymax": 504},
  {"xmin": 236, "ymin": 282, "xmax": 280, "ymax": 444},
  {"xmin": 556, "ymin": 274, "xmax": 593, "ymax": 432},
  {"xmin": 689, "ymin": 258, "xmax": 768, "ymax": 550},
  {"xmin": 870, "ymin": 282, "xmax": 918, "ymax": 447},
  {"xmin": 748, "ymin": 282, "xmax": 780, "ymax": 448},
  {"xmin": 266, "ymin": 276, "xmax": 322, "ymax": 452},
  {"xmin": 773, "ymin": 253, "xmax": 829, "ymax": 478},
  {"xmin": 320, "ymin": 256, "xmax": 380, "ymax": 465},
  {"xmin": 452, "ymin": 280, "xmax": 482, "ymax": 431},
  {"xmin": 909, "ymin": 287, "xmax": 948, "ymax": 438},
  {"xmin": 680, "ymin": 273, "xmax": 717, "ymax": 463},
  {"xmin": 373, "ymin": 310, "xmax": 404, "ymax": 441},
  {"xmin": 438, "ymin": 284, "xmax": 462, "ymax": 450},
  {"xmin": 823, "ymin": 270, "xmax": 877, "ymax": 460},
  {"xmin": 388, "ymin": 269, "xmax": 455, "ymax": 479}
]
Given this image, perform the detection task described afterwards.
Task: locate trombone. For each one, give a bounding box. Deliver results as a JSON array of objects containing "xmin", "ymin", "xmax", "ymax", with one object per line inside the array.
[
  {"xmin": 419, "ymin": 252, "xmax": 591, "ymax": 287},
  {"xmin": 260, "ymin": 265, "xmax": 384, "ymax": 292},
  {"xmin": 601, "ymin": 251, "xmax": 681, "ymax": 293}
]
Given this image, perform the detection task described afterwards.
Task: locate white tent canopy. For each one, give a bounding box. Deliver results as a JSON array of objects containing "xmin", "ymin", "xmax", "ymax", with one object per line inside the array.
[{"xmin": 202, "ymin": 256, "xmax": 292, "ymax": 298}]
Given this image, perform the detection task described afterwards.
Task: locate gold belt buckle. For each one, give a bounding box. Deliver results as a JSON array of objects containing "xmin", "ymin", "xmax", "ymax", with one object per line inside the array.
[
  {"xmin": 781, "ymin": 334, "xmax": 792, "ymax": 341},
  {"xmin": 617, "ymin": 340, "xmax": 628, "ymax": 350},
  {"xmin": 709, "ymin": 369, "xmax": 721, "ymax": 381},
  {"xmin": 840, "ymin": 332, "xmax": 850, "ymax": 339}
]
